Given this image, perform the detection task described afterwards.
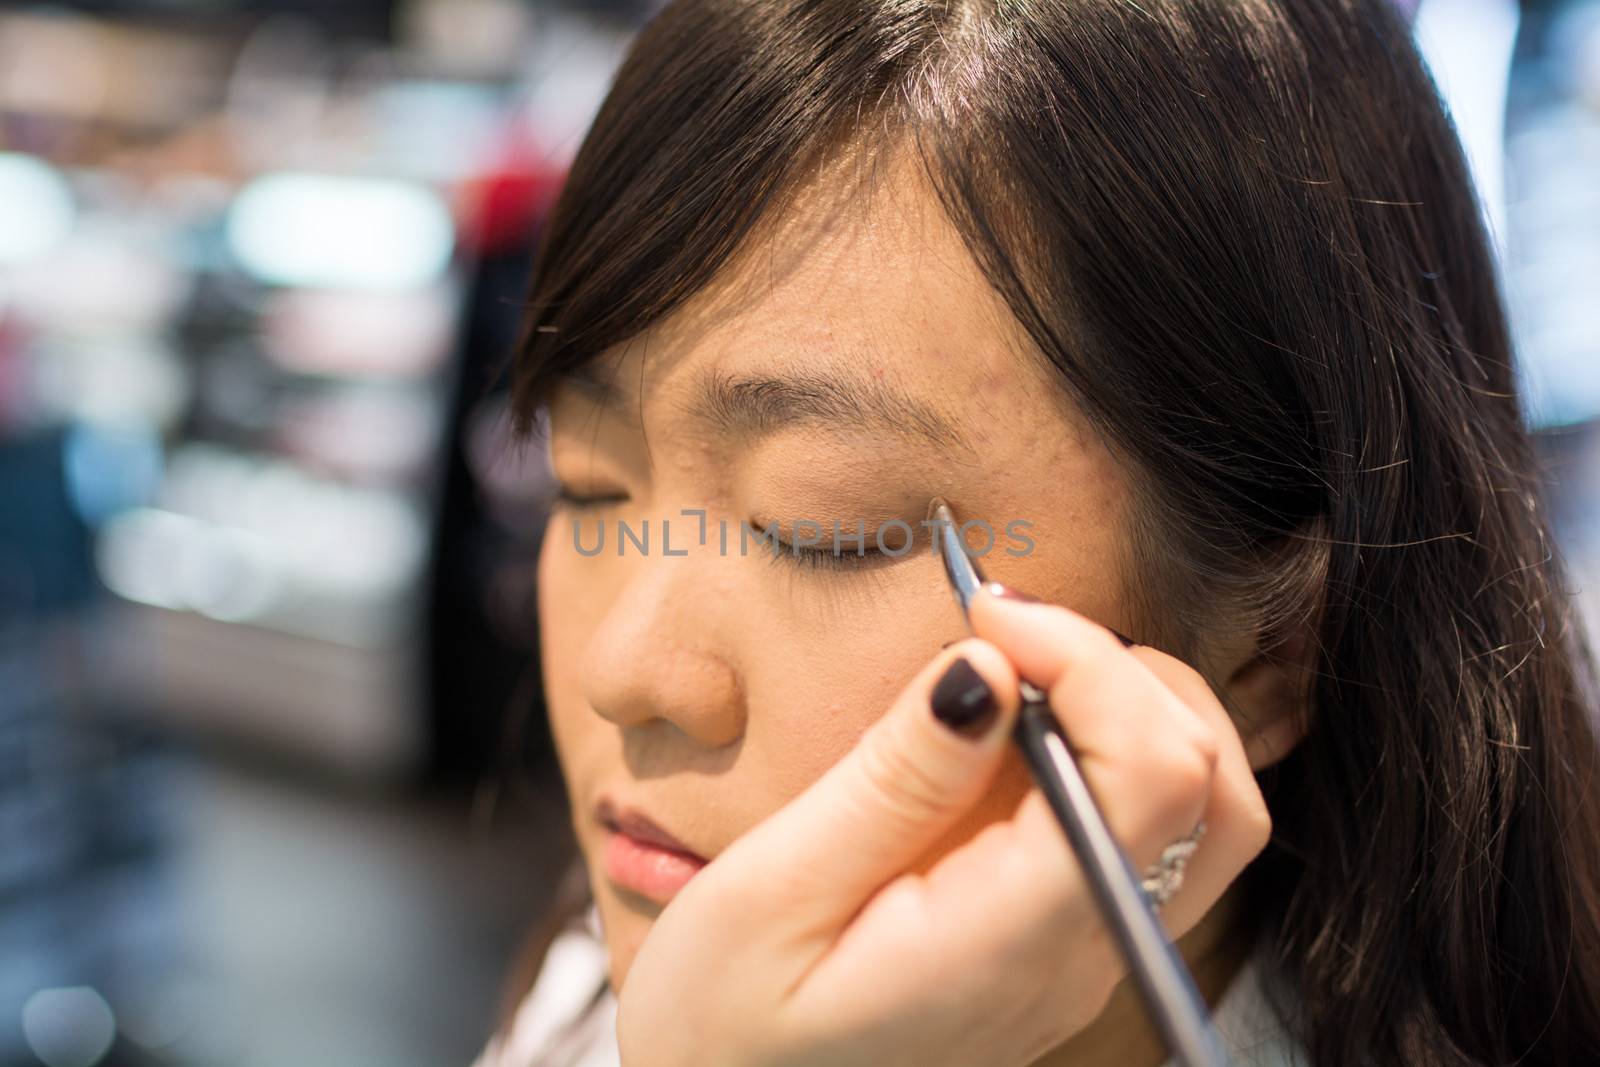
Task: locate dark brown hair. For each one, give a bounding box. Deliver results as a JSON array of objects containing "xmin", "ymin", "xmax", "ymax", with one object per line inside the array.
[{"xmin": 507, "ymin": 1, "xmax": 1600, "ymax": 1063}]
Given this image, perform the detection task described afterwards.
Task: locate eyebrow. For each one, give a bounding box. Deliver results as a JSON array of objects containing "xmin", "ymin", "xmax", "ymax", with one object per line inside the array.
[{"xmin": 560, "ymin": 362, "xmax": 975, "ymax": 455}]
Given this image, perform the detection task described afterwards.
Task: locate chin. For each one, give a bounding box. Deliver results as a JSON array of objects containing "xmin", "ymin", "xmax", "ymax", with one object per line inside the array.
[{"xmin": 593, "ymin": 877, "xmax": 657, "ymax": 990}]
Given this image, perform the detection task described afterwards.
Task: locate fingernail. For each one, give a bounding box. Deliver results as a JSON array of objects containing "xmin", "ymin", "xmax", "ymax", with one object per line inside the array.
[
  {"xmin": 1108, "ymin": 627, "xmax": 1136, "ymax": 648},
  {"xmin": 982, "ymin": 581, "xmax": 1038, "ymax": 603},
  {"xmin": 930, "ymin": 657, "xmax": 999, "ymax": 738}
]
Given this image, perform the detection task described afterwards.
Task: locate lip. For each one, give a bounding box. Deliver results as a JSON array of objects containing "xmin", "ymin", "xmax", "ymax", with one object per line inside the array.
[{"xmin": 596, "ymin": 795, "xmax": 709, "ymax": 906}]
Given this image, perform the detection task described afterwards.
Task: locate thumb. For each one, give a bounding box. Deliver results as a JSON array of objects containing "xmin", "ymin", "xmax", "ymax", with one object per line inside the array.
[{"xmin": 720, "ymin": 639, "xmax": 1020, "ymax": 940}]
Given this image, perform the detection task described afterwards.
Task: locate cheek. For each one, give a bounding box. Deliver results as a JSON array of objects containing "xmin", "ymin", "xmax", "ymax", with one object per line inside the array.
[
  {"xmin": 536, "ymin": 528, "xmax": 611, "ymax": 800},
  {"xmin": 745, "ymin": 597, "xmax": 1035, "ymax": 874},
  {"xmin": 538, "ymin": 533, "xmax": 647, "ymax": 981},
  {"xmin": 739, "ymin": 580, "xmax": 963, "ymax": 802}
]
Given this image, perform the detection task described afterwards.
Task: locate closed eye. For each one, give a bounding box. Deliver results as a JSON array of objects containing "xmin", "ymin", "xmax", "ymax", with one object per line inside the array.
[
  {"xmin": 551, "ymin": 485, "xmax": 629, "ymax": 511},
  {"xmin": 753, "ymin": 520, "xmax": 912, "ymax": 574},
  {"xmin": 773, "ymin": 539, "xmax": 886, "ymax": 571}
]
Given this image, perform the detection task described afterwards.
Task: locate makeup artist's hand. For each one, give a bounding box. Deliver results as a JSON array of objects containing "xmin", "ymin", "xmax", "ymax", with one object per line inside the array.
[{"xmin": 614, "ymin": 588, "xmax": 1273, "ymax": 1067}]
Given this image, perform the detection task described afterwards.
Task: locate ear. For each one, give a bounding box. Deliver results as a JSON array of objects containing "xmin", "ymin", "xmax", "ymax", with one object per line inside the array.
[{"xmin": 1220, "ymin": 628, "xmax": 1314, "ymax": 772}]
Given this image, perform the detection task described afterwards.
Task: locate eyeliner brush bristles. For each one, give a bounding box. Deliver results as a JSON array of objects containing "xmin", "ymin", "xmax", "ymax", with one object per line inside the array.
[{"xmin": 927, "ymin": 497, "xmax": 986, "ymax": 616}]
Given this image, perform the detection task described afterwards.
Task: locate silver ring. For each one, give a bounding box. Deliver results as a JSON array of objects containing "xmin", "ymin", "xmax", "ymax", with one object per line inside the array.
[{"xmin": 1140, "ymin": 821, "xmax": 1206, "ymax": 912}]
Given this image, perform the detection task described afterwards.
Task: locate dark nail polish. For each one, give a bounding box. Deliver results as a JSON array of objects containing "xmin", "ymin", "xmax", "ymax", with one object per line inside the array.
[
  {"xmin": 983, "ymin": 581, "xmax": 1038, "ymax": 603},
  {"xmin": 931, "ymin": 657, "xmax": 999, "ymax": 737},
  {"xmin": 1108, "ymin": 627, "xmax": 1136, "ymax": 648}
]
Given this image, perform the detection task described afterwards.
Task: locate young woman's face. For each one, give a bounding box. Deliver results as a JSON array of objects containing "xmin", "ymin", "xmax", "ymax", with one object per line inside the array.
[{"xmin": 537, "ymin": 152, "xmax": 1140, "ymax": 986}]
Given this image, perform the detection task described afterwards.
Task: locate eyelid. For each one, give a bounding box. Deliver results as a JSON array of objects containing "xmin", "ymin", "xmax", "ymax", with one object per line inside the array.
[
  {"xmin": 752, "ymin": 518, "xmax": 907, "ymax": 574},
  {"xmin": 550, "ymin": 484, "xmax": 629, "ymax": 510},
  {"xmin": 768, "ymin": 541, "xmax": 886, "ymax": 573}
]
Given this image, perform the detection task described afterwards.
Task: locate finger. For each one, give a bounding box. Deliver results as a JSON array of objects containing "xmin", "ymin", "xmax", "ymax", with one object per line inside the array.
[
  {"xmin": 713, "ymin": 638, "xmax": 1022, "ymax": 943},
  {"xmin": 967, "ymin": 589, "xmax": 1220, "ymax": 869},
  {"xmin": 1119, "ymin": 648, "xmax": 1273, "ymax": 935},
  {"xmin": 879, "ymin": 632, "xmax": 1255, "ymax": 1032}
]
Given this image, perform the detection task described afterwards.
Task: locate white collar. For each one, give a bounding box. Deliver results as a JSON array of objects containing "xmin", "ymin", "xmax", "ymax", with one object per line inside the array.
[{"xmin": 479, "ymin": 905, "xmax": 1308, "ymax": 1067}]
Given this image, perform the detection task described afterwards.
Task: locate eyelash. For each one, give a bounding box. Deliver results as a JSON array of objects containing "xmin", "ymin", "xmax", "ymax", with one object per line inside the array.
[
  {"xmin": 757, "ymin": 523, "xmax": 896, "ymax": 574},
  {"xmin": 771, "ymin": 540, "xmax": 883, "ymax": 571},
  {"xmin": 550, "ymin": 492, "xmax": 896, "ymax": 576},
  {"xmin": 551, "ymin": 486, "xmax": 627, "ymax": 511}
]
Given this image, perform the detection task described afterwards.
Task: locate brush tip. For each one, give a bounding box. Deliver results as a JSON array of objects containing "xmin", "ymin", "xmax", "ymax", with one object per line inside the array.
[{"xmin": 926, "ymin": 496, "xmax": 951, "ymax": 524}]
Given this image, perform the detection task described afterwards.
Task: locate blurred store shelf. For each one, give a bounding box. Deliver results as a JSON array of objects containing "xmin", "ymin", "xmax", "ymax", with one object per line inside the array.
[{"xmin": 1, "ymin": 4, "xmax": 623, "ymax": 1066}]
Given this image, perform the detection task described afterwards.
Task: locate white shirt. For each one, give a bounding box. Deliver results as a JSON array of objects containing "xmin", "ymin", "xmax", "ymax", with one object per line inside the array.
[{"xmin": 473, "ymin": 905, "xmax": 1309, "ymax": 1067}]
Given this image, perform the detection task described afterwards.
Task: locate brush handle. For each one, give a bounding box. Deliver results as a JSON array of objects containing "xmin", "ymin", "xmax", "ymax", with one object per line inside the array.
[{"xmin": 1012, "ymin": 685, "xmax": 1232, "ymax": 1067}]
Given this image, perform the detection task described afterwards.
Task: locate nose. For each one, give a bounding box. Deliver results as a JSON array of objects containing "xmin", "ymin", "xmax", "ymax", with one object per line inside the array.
[{"xmin": 579, "ymin": 554, "xmax": 746, "ymax": 749}]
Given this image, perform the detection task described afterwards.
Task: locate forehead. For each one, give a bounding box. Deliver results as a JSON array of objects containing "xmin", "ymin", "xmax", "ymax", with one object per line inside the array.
[
  {"xmin": 581, "ymin": 146, "xmax": 1063, "ymax": 442},
  {"xmin": 546, "ymin": 146, "xmax": 1130, "ymax": 616}
]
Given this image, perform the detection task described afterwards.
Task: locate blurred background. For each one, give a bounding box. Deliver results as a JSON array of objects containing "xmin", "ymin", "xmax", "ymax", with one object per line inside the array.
[{"xmin": 1, "ymin": 0, "xmax": 1598, "ymax": 1065}]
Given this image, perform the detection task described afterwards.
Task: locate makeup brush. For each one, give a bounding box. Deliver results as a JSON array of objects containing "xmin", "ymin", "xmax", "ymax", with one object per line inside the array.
[{"xmin": 927, "ymin": 498, "xmax": 1232, "ymax": 1067}]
